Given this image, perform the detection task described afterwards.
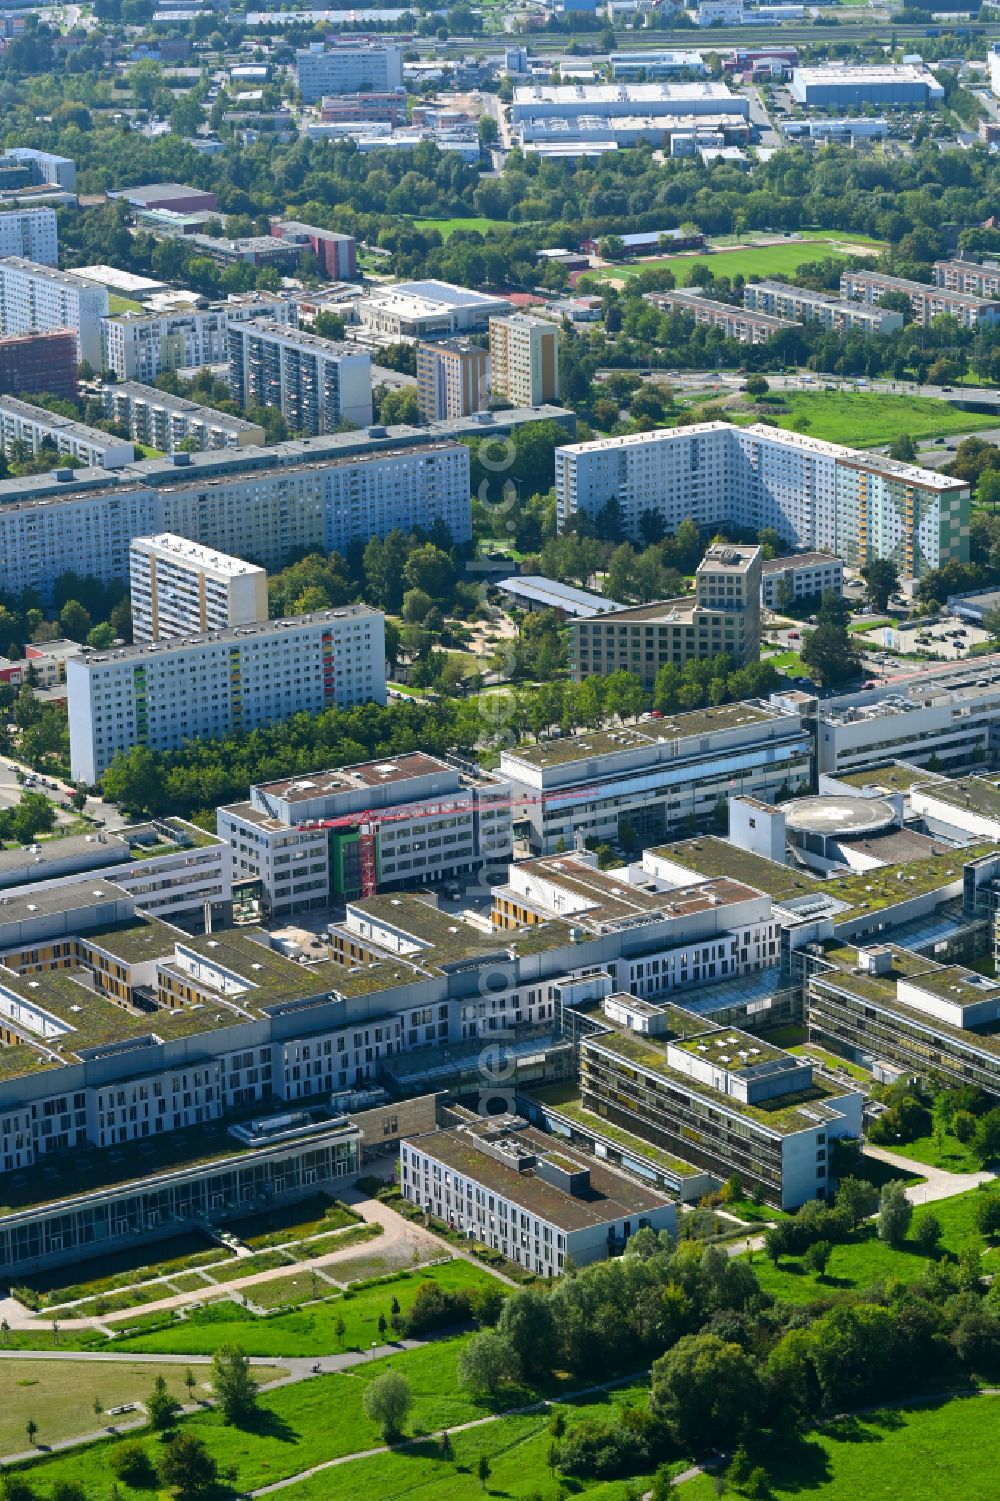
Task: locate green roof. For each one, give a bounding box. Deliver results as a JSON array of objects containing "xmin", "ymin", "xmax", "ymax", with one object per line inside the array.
[
  {"xmin": 836, "ymin": 764, "xmax": 930, "ymax": 793},
  {"xmin": 652, "ymin": 836, "xmax": 821, "ymax": 903},
  {"xmin": 526, "ymin": 1081, "xmax": 703, "ymax": 1177},
  {"xmin": 912, "ymin": 775, "xmax": 1000, "ymax": 821},
  {"xmin": 507, "ymin": 702, "xmax": 775, "ymax": 770},
  {"xmin": 822, "ymin": 843, "xmax": 998, "ymax": 919}
]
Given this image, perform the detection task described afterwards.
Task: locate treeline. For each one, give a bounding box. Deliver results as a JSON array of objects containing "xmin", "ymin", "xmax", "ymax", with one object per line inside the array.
[{"xmin": 454, "ymin": 1178, "xmax": 1000, "ymax": 1489}]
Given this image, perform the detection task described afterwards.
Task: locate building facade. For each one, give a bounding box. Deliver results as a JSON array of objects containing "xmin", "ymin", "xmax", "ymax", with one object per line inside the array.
[
  {"xmin": 933, "ymin": 259, "xmax": 1000, "ymax": 299},
  {"xmin": 489, "ymin": 314, "xmax": 559, "ymax": 406},
  {"xmin": 0, "ymin": 256, "xmax": 108, "ymax": 367},
  {"xmin": 270, "ymin": 221, "xmax": 357, "ymax": 279},
  {"xmin": 647, "ymin": 289, "xmax": 797, "ymax": 344},
  {"xmin": 103, "ymin": 382, "xmax": 265, "ymax": 452},
  {"xmin": 295, "ymin": 43, "xmax": 403, "ymax": 102},
  {"xmin": 0, "ymin": 207, "xmax": 57, "ymax": 267},
  {"xmin": 68, "ymin": 605, "xmax": 386, "ymax": 783},
  {"xmin": 840, "ymin": 269, "xmax": 1000, "ymax": 331},
  {"xmin": 761, "ymin": 552, "xmax": 844, "ymax": 608},
  {"xmin": 0, "ymin": 329, "xmax": 78, "ymax": 400},
  {"xmin": 790, "ymin": 64, "xmax": 944, "ymax": 108},
  {"xmin": 0, "ymin": 393, "xmax": 133, "ymax": 467},
  {"xmin": 227, "ymin": 320, "xmax": 373, "ymax": 433},
  {"xmin": 554, "ymin": 421, "xmax": 969, "ymax": 578},
  {"xmin": 416, "ymin": 338, "xmax": 489, "ymax": 421},
  {"xmin": 102, "ymin": 295, "xmax": 296, "ymax": 382},
  {"xmin": 218, "ymin": 751, "xmax": 512, "ymax": 914},
  {"xmin": 742, "ymin": 280, "xmax": 903, "ymax": 335},
  {"xmin": 129, "ymin": 533, "xmax": 269, "ymax": 644},
  {"xmin": 401, "ymin": 1117, "xmax": 676, "ymax": 1273}
]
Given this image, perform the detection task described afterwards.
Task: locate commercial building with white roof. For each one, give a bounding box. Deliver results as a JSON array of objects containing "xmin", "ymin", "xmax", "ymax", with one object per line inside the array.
[
  {"xmin": 790, "ymin": 64, "xmax": 945, "ymax": 108},
  {"xmin": 356, "ymin": 280, "xmax": 514, "ymax": 344}
]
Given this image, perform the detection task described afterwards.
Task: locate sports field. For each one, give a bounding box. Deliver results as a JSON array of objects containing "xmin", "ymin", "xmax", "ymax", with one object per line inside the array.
[
  {"xmin": 413, "ymin": 215, "xmax": 516, "ymax": 239},
  {"xmin": 589, "ymin": 234, "xmax": 883, "ymax": 287}
]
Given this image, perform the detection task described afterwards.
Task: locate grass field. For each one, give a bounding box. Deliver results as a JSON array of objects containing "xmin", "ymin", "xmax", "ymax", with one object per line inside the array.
[
  {"xmin": 13, "ymin": 1340, "xmax": 612, "ymax": 1499},
  {"xmin": 249, "ymin": 1270, "xmax": 338, "ymax": 1310},
  {"xmin": 106, "ymin": 293, "xmax": 143, "ymax": 314},
  {"xmin": 113, "ymin": 1260, "xmax": 497, "ymax": 1358},
  {"xmin": 762, "ymin": 391, "xmax": 998, "ymax": 447},
  {"xmin": 0, "ymin": 1357, "xmax": 285, "ymax": 1459},
  {"xmin": 590, "ymin": 235, "xmax": 881, "ymax": 287},
  {"xmin": 413, "ymin": 216, "xmax": 514, "ymax": 239},
  {"xmin": 676, "ymin": 1395, "xmax": 1000, "ymax": 1501},
  {"xmin": 750, "ymin": 1187, "xmax": 997, "ymax": 1306},
  {"xmin": 877, "ymin": 1132, "xmax": 986, "ymax": 1175}
]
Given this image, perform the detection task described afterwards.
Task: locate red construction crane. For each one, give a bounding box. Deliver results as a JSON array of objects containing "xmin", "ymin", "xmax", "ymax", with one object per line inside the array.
[{"xmin": 295, "ymin": 785, "xmax": 599, "ymax": 898}]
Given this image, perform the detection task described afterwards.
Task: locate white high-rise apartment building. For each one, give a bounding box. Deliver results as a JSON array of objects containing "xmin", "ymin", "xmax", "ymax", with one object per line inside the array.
[
  {"xmin": 0, "ymin": 257, "xmax": 108, "ymax": 367},
  {"xmin": 0, "ymin": 209, "xmax": 57, "ymax": 267},
  {"xmin": 554, "ymin": 421, "xmax": 969, "ymax": 579},
  {"xmin": 295, "ymin": 43, "xmax": 403, "ymax": 103},
  {"xmin": 489, "ymin": 315, "xmax": 559, "ymax": 407},
  {"xmin": 102, "ymin": 296, "xmax": 296, "ymax": 382},
  {"xmin": 228, "ymin": 321, "xmax": 373, "ymax": 433},
  {"xmin": 68, "ymin": 605, "xmax": 386, "ymax": 784},
  {"xmin": 0, "ymin": 441, "xmax": 472, "ymax": 603},
  {"xmin": 130, "ymin": 533, "xmax": 269, "ymax": 644}
]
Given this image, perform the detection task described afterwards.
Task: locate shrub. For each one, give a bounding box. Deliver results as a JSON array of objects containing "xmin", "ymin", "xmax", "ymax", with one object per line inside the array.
[{"xmin": 109, "ymin": 1440, "xmax": 157, "ymax": 1488}]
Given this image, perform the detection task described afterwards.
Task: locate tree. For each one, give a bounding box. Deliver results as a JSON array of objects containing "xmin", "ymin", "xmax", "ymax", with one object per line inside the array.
[
  {"xmin": 477, "ymin": 1454, "xmax": 491, "ymax": 1490},
  {"xmin": 649, "ymin": 1334, "xmax": 763, "ymax": 1451},
  {"xmin": 59, "ymin": 599, "xmax": 92, "ymax": 642},
  {"xmin": 973, "ymin": 1190, "xmax": 1000, "ymax": 1238},
  {"xmin": 974, "ymin": 1107, "xmax": 1000, "ymax": 1165},
  {"xmin": 0, "ymin": 1478, "xmax": 39, "ymax": 1501},
  {"xmin": 913, "ymin": 1213, "xmax": 942, "ymax": 1258},
  {"xmin": 744, "ymin": 374, "xmax": 769, "ymax": 397},
  {"xmin": 835, "ymin": 1176, "xmax": 879, "ymax": 1229},
  {"xmin": 983, "ymin": 605, "xmax": 1000, "ymax": 649},
  {"xmin": 877, "ymin": 1180, "xmax": 913, "ymax": 1248},
  {"xmin": 888, "ymin": 433, "xmax": 917, "ymax": 462},
  {"xmin": 184, "ymin": 1368, "xmax": 197, "ymax": 1402},
  {"xmin": 211, "ymin": 1344, "xmax": 259, "ymax": 1426},
  {"xmin": 977, "ymin": 469, "xmax": 1000, "ymax": 511},
  {"xmin": 860, "ymin": 558, "xmax": 900, "ymax": 613},
  {"xmin": 497, "ymin": 1286, "xmax": 558, "ymax": 1380},
  {"xmin": 25, "ymin": 1418, "xmax": 37, "ymax": 1447},
  {"xmin": 457, "ymin": 1330, "xmax": 521, "ymax": 1397},
  {"xmin": 334, "ymin": 1315, "xmax": 347, "ymax": 1348},
  {"xmin": 158, "ymin": 1431, "xmax": 218, "ymax": 1496},
  {"xmin": 50, "ymin": 1485, "xmax": 86, "ymax": 1501},
  {"xmin": 362, "ymin": 1370, "xmax": 412, "ymax": 1441},
  {"xmin": 800, "ymin": 590, "xmax": 861, "ymax": 687},
  {"xmin": 146, "ymin": 1373, "xmax": 181, "ymax": 1431},
  {"xmin": 803, "ymin": 1240, "xmax": 831, "ymax": 1278},
  {"xmin": 109, "ymin": 1440, "xmax": 157, "ymax": 1487},
  {"xmin": 403, "ymin": 543, "xmax": 455, "ymax": 602}
]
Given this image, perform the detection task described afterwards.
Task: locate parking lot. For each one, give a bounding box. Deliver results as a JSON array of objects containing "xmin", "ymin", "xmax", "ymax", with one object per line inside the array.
[{"xmin": 865, "ymin": 618, "xmax": 993, "ymax": 661}]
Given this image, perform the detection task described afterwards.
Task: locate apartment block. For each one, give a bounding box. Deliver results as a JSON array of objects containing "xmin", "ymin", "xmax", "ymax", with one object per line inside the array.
[
  {"xmin": 569, "ymin": 543, "xmax": 762, "ymax": 687},
  {"xmin": 68, "ymin": 605, "xmax": 386, "ymax": 783},
  {"xmin": 416, "ymin": 338, "xmax": 489, "ymax": 420},
  {"xmin": 500, "ymin": 699, "xmax": 812, "ymax": 853},
  {"xmin": 0, "ymin": 207, "xmax": 57, "ymax": 267},
  {"xmin": 0, "ymin": 393, "xmax": 133, "ymax": 467},
  {"xmin": 228, "ymin": 320, "xmax": 373, "ymax": 433},
  {"xmin": 103, "ymin": 382, "xmax": 265, "ymax": 452},
  {"xmin": 102, "ymin": 295, "xmax": 296, "ymax": 382},
  {"xmin": 0, "ymin": 329, "xmax": 78, "ymax": 400},
  {"xmin": 295, "ymin": 42, "xmax": 403, "ymax": 102},
  {"xmin": 218, "ymin": 751, "xmax": 512, "ymax": 914},
  {"xmin": 270, "ymin": 220, "xmax": 357, "ymax": 279},
  {"xmin": 742, "ymin": 279, "xmax": 903, "ymax": 335},
  {"xmin": 555, "ymin": 421, "xmax": 969, "ymax": 578},
  {"xmin": 580, "ymin": 994, "xmax": 863, "ymax": 1209},
  {"xmin": 401, "ymin": 1117, "xmax": 675, "ymax": 1273},
  {"xmin": 0, "ymin": 439, "xmax": 472, "ymax": 604},
  {"xmin": 129, "ymin": 533, "xmax": 268, "ymax": 644},
  {"xmin": 840, "ymin": 268, "xmax": 1000, "ymax": 330},
  {"xmin": 934, "ymin": 259, "xmax": 1000, "ymax": 298},
  {"xmin": 646, "ymin": 289, "xmax": 797, "ymax": 345},
  {"xmin": 0, "ymin": 256, "xmax": 108, "ymax": 367},
  {"xmin": 761, "ymin": 551, "xmax": 843, "ymax": 608},
  {"xmin": 489, "ymin": 315, "xmax": 559, "ymax": 406}
]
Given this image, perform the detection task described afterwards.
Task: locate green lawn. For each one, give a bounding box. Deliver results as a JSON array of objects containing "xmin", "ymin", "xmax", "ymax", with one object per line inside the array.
[
  {"xmin": 878, "ymin": 1132, "xmax": 986, "ymax": 1175},
  {"xmin": 0, "ymin": 1357, "xmax": 281, "ymax": 1459},
  {"xmin": 112, "ymin": 1261, "xmax": 499, "ymax": 1358},
  {"xmin": 787, "ymin": 1042, "xmax": 872, "ymax": 1084},
  {"xmin": 750, "ymin": 1187, "xmax": 998, "ymax": 1306},
  {"xmin": 676, "ymin": 1395, "xmax": 1000, "ymax": 1501},
  {"xmin": 413, "ymin": 216, "xmax": 515, "ymax": 240},
  {"xmin": 590, "ymin": 236, "xmax": 881, "ymax": 287},
  {"xmin": 107, "ymin": 293, "xmax": 143, "ymax": 315},
  {"xmin": 763, "ymin": 391, "xmax": 998, "ymax": 448}
]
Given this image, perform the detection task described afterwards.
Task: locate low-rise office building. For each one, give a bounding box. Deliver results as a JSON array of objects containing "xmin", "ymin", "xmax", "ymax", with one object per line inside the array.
[
  {"xmin": 647, "ymin": 289, "xmax": 797, "ymax": 345},
  {"xmin": 840, "ymin": 269, "xmax": 1000, "ymax": 331},
  {"xmin": 400, "ymin": 1116, "xmax": 676, "ymax": 1272},
  {"xmin": 761, "ymin": 552, "xmax": 843, "ymax": 608},
  {"xmin": 228, "ymin": 320, "xmax": 373, "ymax": 433},
  {"xmin": 569, "ymin": 543, "xmax": 762, "ymax": 686},
  {"xmin": 500, "ymin": 698, "xmax": 812, "ymax": 853},
  {"xmin": 355, "ymin": 280, "xmax": 513, "ymax": 345},
  {"xmin": 129, "ymin": 532, "xmax": 269, "ymax": 644},
  {"xmin": 103, "ymin": 382, "xmax": 265, "ymax": 452},
  {"xmin": 580, "ymin": 994, "xmax": 863, "ymax": 1208},
  {"xmin": 219, "ymin": 751, "xmax": 512, "ymax": 913},
  {"xmin": 68, "ymin": 605, "xmax": 386, "ymax": 784},
  {"xmin": 0, "ymin": 393, "xmax": 133, "ymax": 467},
  {"xmin": 743, "ymin": 280, "xmax": 903, "ymax": 335}
]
